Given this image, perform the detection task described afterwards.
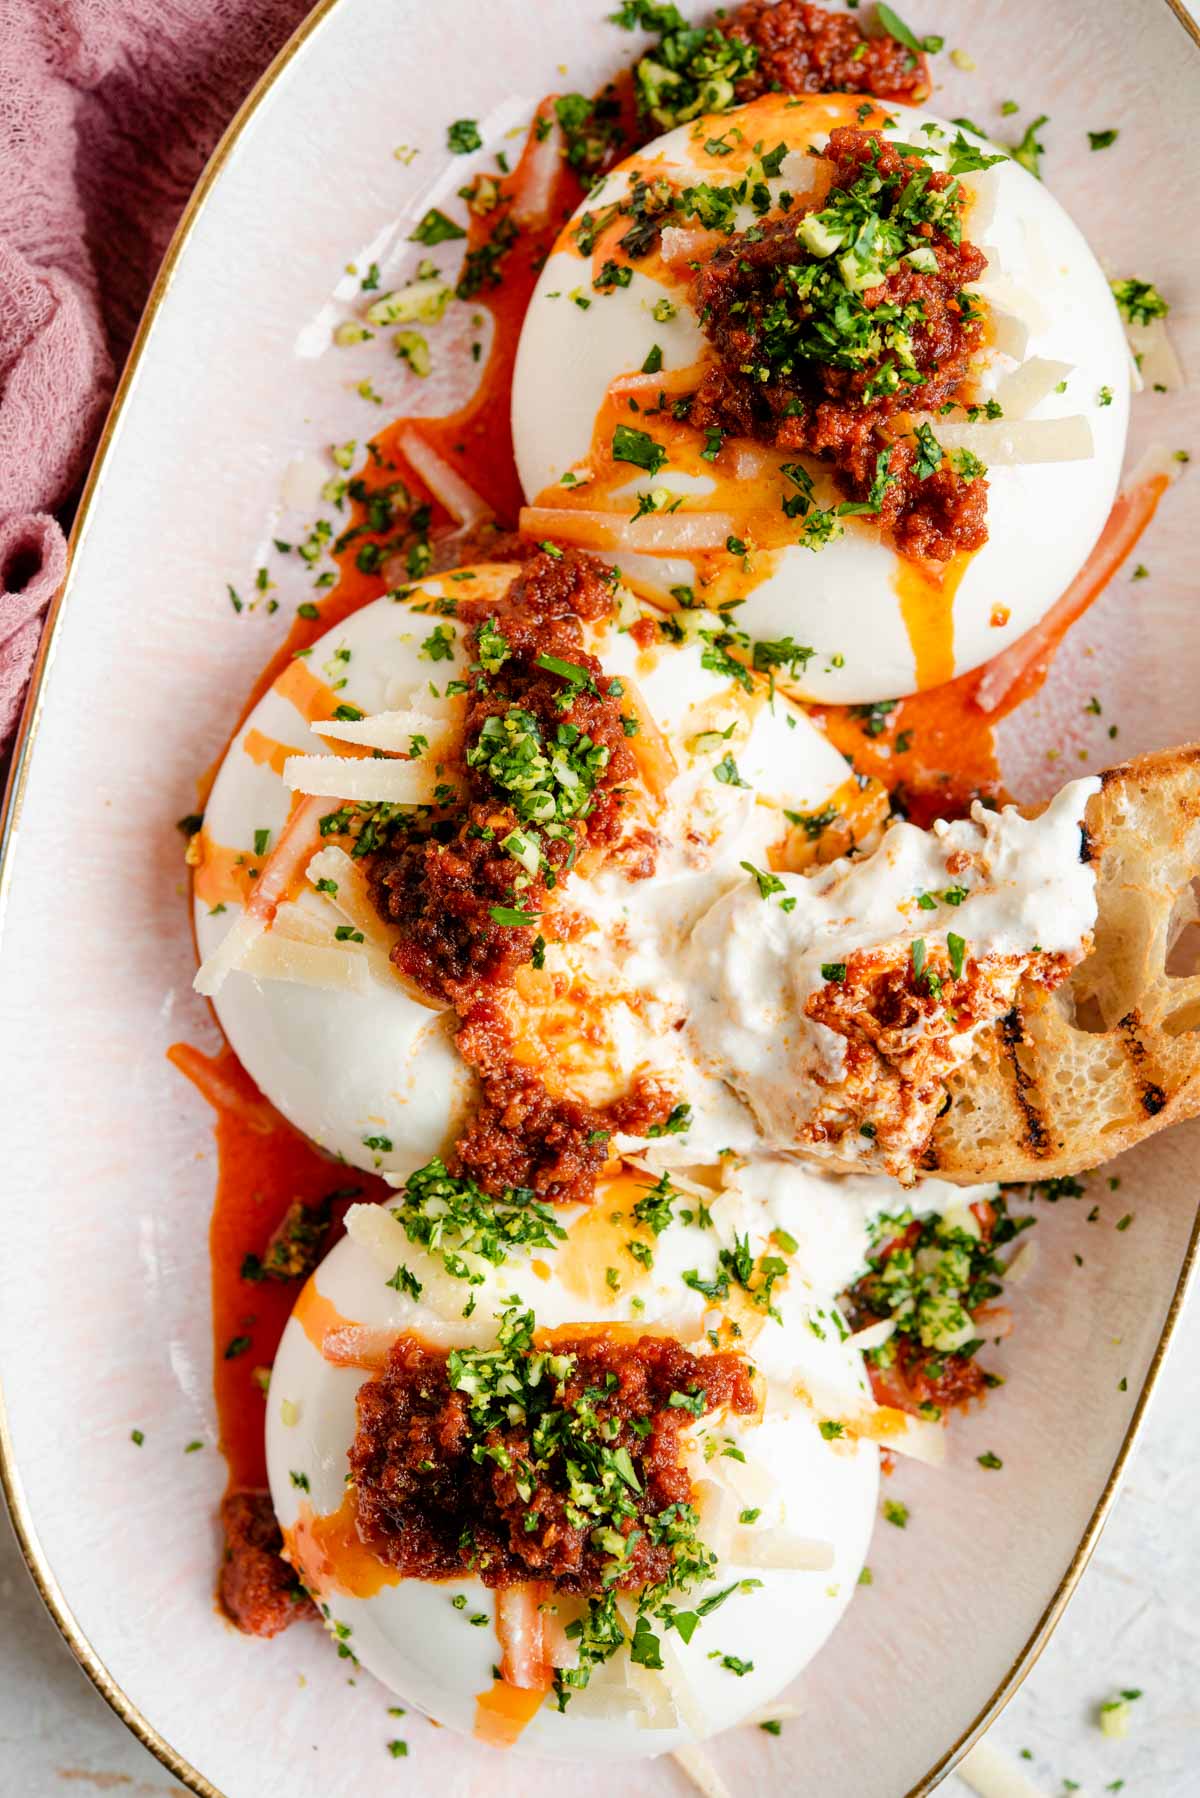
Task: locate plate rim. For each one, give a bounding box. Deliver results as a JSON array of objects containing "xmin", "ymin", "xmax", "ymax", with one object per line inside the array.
[{"xmin": 2, "ymin": 1, "xmax": 1198, "ymax": 1791}]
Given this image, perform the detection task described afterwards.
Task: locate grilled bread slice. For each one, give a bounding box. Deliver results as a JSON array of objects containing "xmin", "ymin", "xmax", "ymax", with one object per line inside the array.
[{"xmin": 926, "ymin": 743, "xmax": 1200, "ymax": 1182}]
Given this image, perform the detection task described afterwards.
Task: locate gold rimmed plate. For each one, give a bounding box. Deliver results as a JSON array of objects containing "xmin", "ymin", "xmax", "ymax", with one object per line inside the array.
[{"xmin": 2, "ymin": 1, "xmax": 1198, "ymax": 1792}]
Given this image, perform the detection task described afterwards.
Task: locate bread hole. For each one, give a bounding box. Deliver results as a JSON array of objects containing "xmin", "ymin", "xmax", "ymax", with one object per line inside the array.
[
  {"xmin": 1066, "ymin": 989, "xmax": 1108, "ymax": 1035},
  {"xmin": 1165, "ymin": 879, "xmax": 1200, "ymax": 976},
  {"xmin": 1161, "ymin": 998, "xmax": 1200, "ymax": 1036}
]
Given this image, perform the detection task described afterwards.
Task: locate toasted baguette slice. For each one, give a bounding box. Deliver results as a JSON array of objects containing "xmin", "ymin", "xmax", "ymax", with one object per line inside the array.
[{"xmin": 926, "ymin": 743, "xmax": 1200, "ymax": 1182}]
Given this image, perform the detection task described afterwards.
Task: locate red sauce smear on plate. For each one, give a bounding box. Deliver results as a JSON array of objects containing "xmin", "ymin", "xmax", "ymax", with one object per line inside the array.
[{"xmin": 167, "ymin": 1041, "xmax": 388, "ymax": 1489}]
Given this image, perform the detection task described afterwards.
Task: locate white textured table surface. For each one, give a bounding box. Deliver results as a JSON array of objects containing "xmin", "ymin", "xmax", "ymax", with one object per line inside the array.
[{"xmin": 3, "ymin": 1287, "xmax": 1197, "ymax": 1797}]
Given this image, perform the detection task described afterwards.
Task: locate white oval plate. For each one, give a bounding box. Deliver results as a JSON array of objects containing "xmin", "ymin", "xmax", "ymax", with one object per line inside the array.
[{"xmin": 2, "ymin": 2, "xmax": 1199, "ymax": 1795}]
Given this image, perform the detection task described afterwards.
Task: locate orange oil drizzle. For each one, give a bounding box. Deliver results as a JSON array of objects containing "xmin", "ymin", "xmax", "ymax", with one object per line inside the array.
[
  {"xmin": 474, "ymin": 1680, "xmax": 547, "ymax": 1748},
  {"xmin": 285, "ymin": 1492, "xmax": 400, "ymax": 1600},
  {"xmin": 894, "ymin": 550, "xmax": 972, "ymax": 692},
  {"xmin": 191, "ymin": 833, "xmax": 259, "ymax": 909},
  {"xmin": 242, "ymin": 726, "xmax": 304, "ymax": 777}
]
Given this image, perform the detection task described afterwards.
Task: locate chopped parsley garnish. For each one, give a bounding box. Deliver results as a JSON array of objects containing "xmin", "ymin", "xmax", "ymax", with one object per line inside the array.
[
  {"xmin": 468, "ymin": 703, "xmax": 612, "ymax": 826},
  {"xmin": 386, "ymin": 1264, "xmax": 423, "ymax": 1300},
  {"xmin": 489, "ymin": 904, "xmax": 541, "ymax": 928},
  {"xmin": 682, "ymin": 1235, "xmax": 790, "ymax": 1322},
  {"xmin": 877, "ymin": 3, "xmax": 943, "ymax": 56},
  {"xmin": 447, "ymin": 119, "xmax": 483, "ymax": 154},
  {"xmin": 646, "ymin": 1102, "xmax": 693, "ymax": 1139},
  {"xmin": 848, "ymin": 1196, "xmax": 1032, "ymax": 1364},
  {"xmin": 410, "ymin": 207, "xmax": 467, "ymax": 246},
  {"xmin": 712, "ymin": 752, "xmax": 748, "ymax": 788},
  {"xmin": 751, "ymin": 634, "xmax": 815, "ymax": 681},
  {"xmin": 613, "ymin": 1, "xmax": 758, "ymax": 133},
  {"xmin": 1110, "ymin": 277, "xmax": 1169, "ymax": 327},
  {"xmin": 435, "ymin": 1301, "xmax": 732, "ymax": 1706},
  {"xmin": 632, "ymin": 1172, "xmax": 680, "ymax": 1235},
  {"xmin": 595, "ymin": 259, "xmax": 633, "ymax": 291},
  {"xmin": 612, "ymin": 422, "xmax": 667, "ymax": 476},
  {"xmin": 912, "ymin": 421, "xmax": 944, "ymax": 481},
  {"xmin": 1011, "ymin": 114, "xmax": 1049, "ymax": 180},
  {"xmin": 420, "ymin": 624, "xmax": 456, "ymax": 662},
  {"xmin": 741, "ymin": 861, "xmax": 786, "ymax": 901},
  {"xmin": 389, "ymin": 1157, "xmax": 566, "ymax": 1282},
  {"xmin": 851, "ymin": 698, "xmax": 898, "ymax": 738}
]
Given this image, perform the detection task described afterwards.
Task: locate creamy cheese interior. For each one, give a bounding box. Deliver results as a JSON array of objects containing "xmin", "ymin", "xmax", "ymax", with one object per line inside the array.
[{"xmin": 684, "ymin": 779, "xmax": 1100, "ymax": 1176}]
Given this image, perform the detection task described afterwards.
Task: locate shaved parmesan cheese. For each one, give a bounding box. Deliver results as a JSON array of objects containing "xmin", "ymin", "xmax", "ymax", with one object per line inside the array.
[
  {"xmin": 621, "ymin": 1602, "xmax": 709, "ymax": 1739},
  {"xmin": 239, "ymin": 932, "xmax": 370, "ymax": 994},
  {"xmin": 270, "ymin": 899, "xmax": 342, "ymax": 946},
  {"xmin": 659, "ymin": 225, "xmax": 727, "ymax": 269},
  {"xmin": 987, "ymin": 310, "xmax": 1030, "ymax": 363},
  {"xmin": 956, "ymin": 1738, "xmax": 1050, "ymax": 1798},
  {"xmin": 302, "ymin": 846, "xmax": 452, "ymax": 1006},
  {"xmin": 991, "ymin": 357, "xmax": 1074, "ymax": 420},
  {"xmin": 865, "ymin": 1407, "xmax": 947, "ymax": 1467},
  {"xmin": 939, "ymin": 1198, "xmax": 984, "ymax": 1240},
  {"xmin": 282, "ymin": 753, "xmax": 456, "ymax": 804},
  {"xmin": 672, "ymin": 1743, "xmax": 736, "ymax": 1798},
  {"xmin": 1127, "ymin": 316, "xmax": 1185, "ymax": 393},
  {"xmin": 1001, "ymin": 1239, "xmax": 1039, "ymax": 1285},
  {"xmin": 778, "ymin": 149, "xmax": 821, "ymax": 198},
  {"xmin": 727, "ymin": 1528, "xmax": 834, "ymax": 1571},
  {"xmin": 969, "ymin": 274, "xmax": 1049, "ymax": 335},
  {"xmin": 742, "ymin": 1702, "xmax": 800, "ymax": 1728},
  {"xmin": 193, "ymin": 794, "xmax": 329, "ymax": 997},
  {"xmin": 958, "ymin": 168, "xmax": 1000, "ymax": 239},
  {"xmin": 559, "ymin": 1674, "xmax": 650, "ymax": 1726},
  {"xmin": 193, "ymin": 910, "xmax": 264, "ymax": 999},
  {"xmin": 312, "ymin": 706, "xmax": 460, "ymax": 754},
  {"xmin": 519, "ymin": 506, "xmax": 737, "ymax": 555},
  {"xmin": 781, "ymin": 1375, "xmax": 947, "ymax": 1466},
  {"xmin": 344, "ymin": 1200, "xmax": 495, "ymax": 1323},
  {"xmin": 305, "ymin": 845, "xmax": 392, "ymax": 943},
  {"xmin": 930, "ymin": 415, "xmax": 1093, "ymax": 465},
  {"xmin": 345, "ymin": 1201, "xmax": 500, "ymax": 1330},
  {"xmin": 847, "ymin": 1318, "xmax": 895, "ymax": 1353},
  {"xmin": 303, "ymin": 846, "xmax": 409, "ymax": 970},
  {"xmin": 615, "ymin": 579, "xmax": 642, "ymax": 629},
  {"xmin": 344, "ymin": 1200, "xmax": 415, "ymax": 1273}
]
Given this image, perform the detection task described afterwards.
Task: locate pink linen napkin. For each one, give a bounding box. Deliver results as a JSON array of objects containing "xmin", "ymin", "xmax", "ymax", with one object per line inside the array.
[{"xmin": 0, "ymin": 0, "xmax": 313, "ymax": 754}]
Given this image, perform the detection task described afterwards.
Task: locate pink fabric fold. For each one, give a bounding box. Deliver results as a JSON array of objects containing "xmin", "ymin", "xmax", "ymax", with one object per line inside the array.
[{"xmin": 0, "ymin": 0, "xmax": 312, "ymax": 753}]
